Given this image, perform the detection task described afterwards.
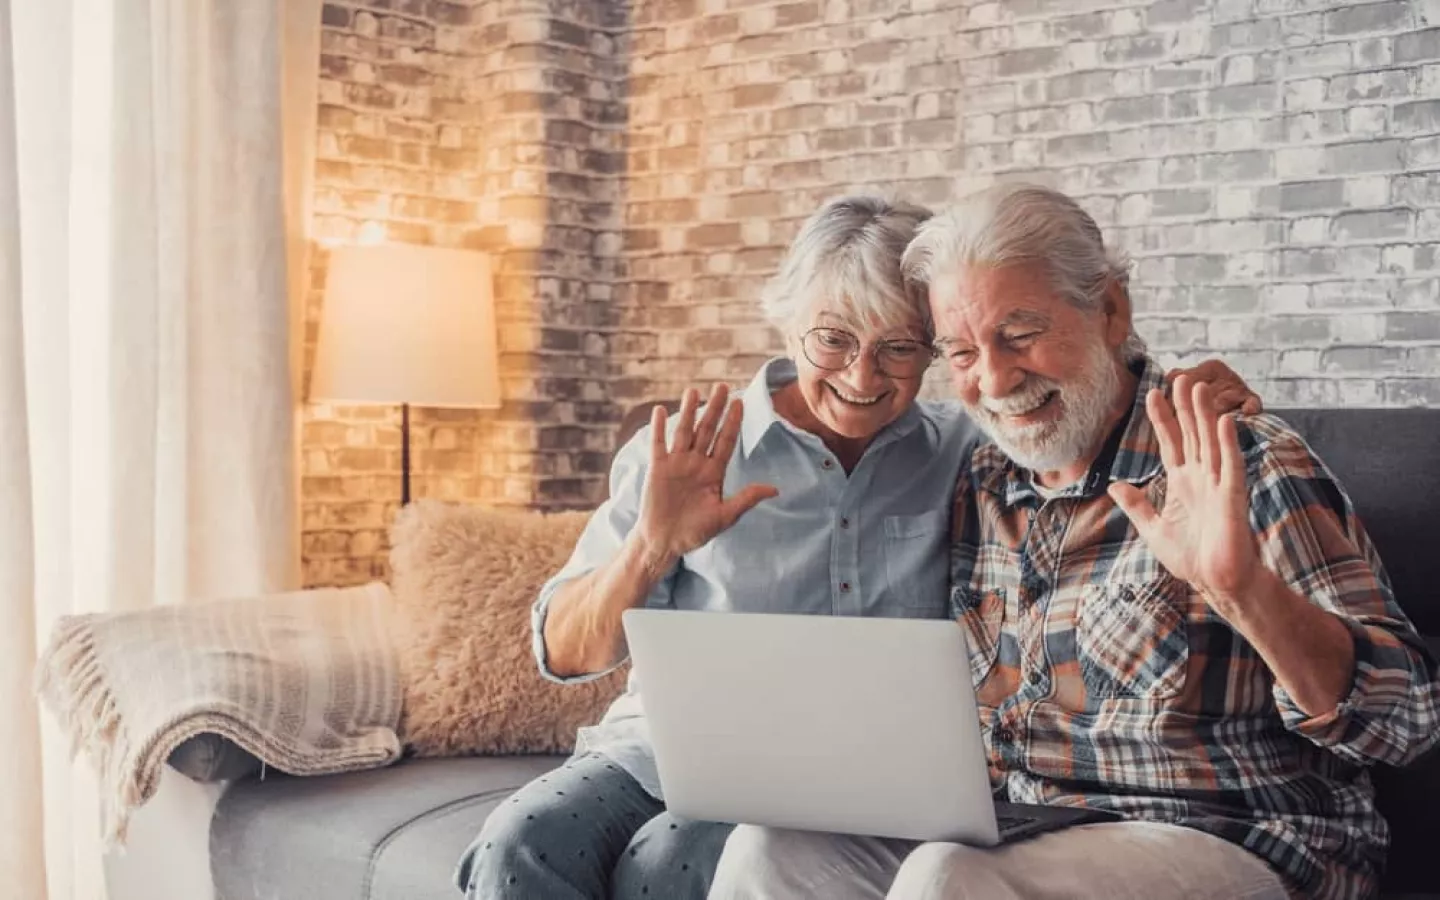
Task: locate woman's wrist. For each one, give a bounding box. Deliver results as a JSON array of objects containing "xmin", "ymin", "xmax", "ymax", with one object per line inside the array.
[{"xmin": 623, "ymin": 530, "xmax": 679, "ymax": 585}]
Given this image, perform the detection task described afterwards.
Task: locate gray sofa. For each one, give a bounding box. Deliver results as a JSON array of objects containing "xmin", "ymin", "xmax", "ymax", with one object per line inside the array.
[{"xmin": 123, "ymin": 405, "xmax": 1440, "ymax": 900}]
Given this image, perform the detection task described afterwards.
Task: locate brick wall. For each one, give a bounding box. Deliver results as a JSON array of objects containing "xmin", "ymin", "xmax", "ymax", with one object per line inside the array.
[
  {"xmin": 302, "ymin": 0, "xmax": 1440, "ymax": 584},
  {"xmin": 623, "ymin": 0, "xmax": 1440, "ymax": 408},
  {"xmin": 302, "ymin": 0, "xmax": 628, "ymax": 586}
]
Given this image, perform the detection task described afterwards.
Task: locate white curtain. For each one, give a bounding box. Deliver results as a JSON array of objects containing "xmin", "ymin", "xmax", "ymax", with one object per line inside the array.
[{"xmin": 0, "ymin": 0, "xmax": 319, "ymax": 895}]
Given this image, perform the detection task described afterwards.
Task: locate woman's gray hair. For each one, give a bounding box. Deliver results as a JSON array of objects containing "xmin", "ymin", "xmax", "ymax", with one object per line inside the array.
[
  {"xmin": 901, "ymin": 183, "xmax": 1146, "ymax": 359},
  {"xmin": 759, "ymin": 195, "xmax": 934, "ymax": 338}
]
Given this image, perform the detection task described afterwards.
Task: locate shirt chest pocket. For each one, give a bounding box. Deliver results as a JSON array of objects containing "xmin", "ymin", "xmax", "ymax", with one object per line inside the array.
[
  {"xmin": 1076, "ymin": 577, "xmax": 1190, "ymax": 700},
  {"xmin": 882, "ymin": 510, "xmax": 949, "ymax": 615}
]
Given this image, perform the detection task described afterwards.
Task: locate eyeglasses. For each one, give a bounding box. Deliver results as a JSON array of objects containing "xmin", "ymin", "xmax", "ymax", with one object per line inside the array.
[{"xmin": 799, "ymin": 327, "xmax": 936, "ymax": 380}]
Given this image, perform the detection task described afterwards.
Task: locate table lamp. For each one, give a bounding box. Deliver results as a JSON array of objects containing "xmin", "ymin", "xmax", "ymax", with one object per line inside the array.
[{"xmin": 309, "ymin": 243, "xmax": 501, "ymax": 504}]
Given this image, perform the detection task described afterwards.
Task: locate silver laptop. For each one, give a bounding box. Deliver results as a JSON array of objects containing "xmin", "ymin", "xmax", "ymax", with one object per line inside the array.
[{"xmin": 622, "ymin": 608, "xmax": 1117, "ymax": 845}]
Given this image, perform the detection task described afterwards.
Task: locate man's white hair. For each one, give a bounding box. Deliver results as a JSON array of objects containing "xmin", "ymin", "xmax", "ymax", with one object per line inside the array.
[
  {"xmin": 759, "ymin": 195, "xmax": 934, "ymax": 338},
  {"xmin": 901, "ymin": 183, "xmax": 1146, "ymax": 360}
]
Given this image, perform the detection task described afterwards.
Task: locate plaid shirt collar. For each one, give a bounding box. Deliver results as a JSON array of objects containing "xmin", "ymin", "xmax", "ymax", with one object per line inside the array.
[{"xmin": 975, "ymin": 356, "xmax": 1166, "ymax": 508}]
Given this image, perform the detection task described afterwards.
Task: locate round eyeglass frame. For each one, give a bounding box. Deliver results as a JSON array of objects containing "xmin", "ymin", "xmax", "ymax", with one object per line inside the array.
[{"xmin": 798, "ymin": 327, "xmax": 937, "ymax": 380}]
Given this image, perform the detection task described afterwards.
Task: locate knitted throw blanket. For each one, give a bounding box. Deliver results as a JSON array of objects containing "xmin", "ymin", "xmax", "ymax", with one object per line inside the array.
[{"xmin": 35, "ymin": 582, "xmax": 404, "ymax": 844}]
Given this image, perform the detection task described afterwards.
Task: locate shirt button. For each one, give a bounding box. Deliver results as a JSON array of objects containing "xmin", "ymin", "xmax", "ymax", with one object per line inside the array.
[
  {"xmin": 1028, "ymin": 671, "xmax": 1044, "ymax": 687},
  {"xmin": 821, "ymin": 458, "xmax": 835, "ymax": 470},
  {"xmin": 995, "ymin": 727, "xmax": 1014, "ymax": 744},
  {"xmin": 840, "ymin": 517, "xmax": 851, "ymax": 529},
  {"xmin": 839, "ymin": 581, "xmax": 852, "ymax": 593}
]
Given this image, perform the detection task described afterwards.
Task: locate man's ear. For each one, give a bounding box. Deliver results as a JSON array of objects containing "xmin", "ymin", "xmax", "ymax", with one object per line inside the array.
[{"xmin": 1102, "ymin": 279, "xmax": 1133, "ymax": 351}]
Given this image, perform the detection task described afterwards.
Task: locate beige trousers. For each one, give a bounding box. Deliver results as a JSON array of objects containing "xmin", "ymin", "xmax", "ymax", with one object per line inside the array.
[{"xmin": 707, "ymin": 821, "xmax": 1290, "ymax": 900}]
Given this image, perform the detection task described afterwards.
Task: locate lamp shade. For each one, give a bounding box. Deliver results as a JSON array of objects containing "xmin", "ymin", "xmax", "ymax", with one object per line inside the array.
[{"xmin": 310, "ymin": 244, "xmax": 501, "ymax": 409}]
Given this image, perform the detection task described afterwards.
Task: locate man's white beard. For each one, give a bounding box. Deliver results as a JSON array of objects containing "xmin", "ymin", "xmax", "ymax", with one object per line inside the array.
[{"xmin": 966, "ymin": 340, "xmax": 1125, "ymax": 477}]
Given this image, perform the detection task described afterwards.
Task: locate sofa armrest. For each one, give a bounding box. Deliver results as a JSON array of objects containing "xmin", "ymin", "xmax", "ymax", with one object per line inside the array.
[{"xmin": 105, "ymin": 768, "xmax": 226, "ymax": 900}]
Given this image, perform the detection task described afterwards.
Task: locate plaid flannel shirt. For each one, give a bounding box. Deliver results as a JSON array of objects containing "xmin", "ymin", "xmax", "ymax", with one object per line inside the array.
[{"xmin": 951, "ymin": 357, "xmax": 1440, "ymax": 900}]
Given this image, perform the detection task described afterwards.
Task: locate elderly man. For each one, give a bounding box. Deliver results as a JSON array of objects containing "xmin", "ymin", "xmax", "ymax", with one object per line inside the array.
[{"xmin": 708, "ymin": 184, "xmax": 1440, "ymax": 900}]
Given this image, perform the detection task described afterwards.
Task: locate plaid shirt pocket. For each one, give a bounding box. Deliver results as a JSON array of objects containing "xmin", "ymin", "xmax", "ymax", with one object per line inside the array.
[{"xmin": 1077, "ymin": 577, "xmax": 1190, "ymax": 700}]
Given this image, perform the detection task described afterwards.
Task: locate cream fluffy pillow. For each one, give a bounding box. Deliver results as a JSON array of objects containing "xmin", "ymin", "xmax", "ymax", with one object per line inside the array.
[{"xmin": 389, "ymin": 500, "xmax": 628, "ymax": 757}]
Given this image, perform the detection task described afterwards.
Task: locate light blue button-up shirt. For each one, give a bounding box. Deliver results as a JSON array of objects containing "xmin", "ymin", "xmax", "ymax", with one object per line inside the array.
[{"xmin": 530, "ymin": 357, "xmax": 983, "ymax": 798}]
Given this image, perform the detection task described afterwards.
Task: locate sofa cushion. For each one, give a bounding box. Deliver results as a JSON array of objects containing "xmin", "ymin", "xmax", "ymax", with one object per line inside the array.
[
  {"xmin": 1276, "ymin": 408, "xmax": 1440, "ymax": 637},
  {"xmin": 211, "ymin": 756, "xmax": 564, "ymax": 900},
  {"xmin": 388, "ymin": 500, "xmax": 629, "ymax": 757},
  {"xmin": 1267, "ymin": 408, "xmax": 1440, "ymax": 897}
]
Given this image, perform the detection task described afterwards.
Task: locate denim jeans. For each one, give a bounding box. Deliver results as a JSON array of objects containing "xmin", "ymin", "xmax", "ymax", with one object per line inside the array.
[{"xmin": 455, "ymin": 752, "xmax": 734, "ymax": 900}]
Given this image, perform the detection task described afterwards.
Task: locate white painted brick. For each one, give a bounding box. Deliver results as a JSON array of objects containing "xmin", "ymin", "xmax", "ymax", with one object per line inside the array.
[
  {"xmin": 1066, "ymin": 103, "xmax": 1096, "ymax": 130},
  {"xmin": 1276, "ymin": 147, "xmax": 1325, "ymax": 178},
  {"xmin": 1344, "ymin": 176, "xmax": 1392, "ymax": 207},
  {"xmin": 1014, "ymin": 139, "xmax": 1044, "ymax": 166},
  {"xmin": 1346, "ymin": 106, "xmax": 1388, "ymax": 137},
  {"xmin": 1283, "ymin": 78, "xmax": 1327, "ymax": 110},
  {"xmin": 1173, "ymin": 24, "xmax": 1210, "ymax": 58},
  {"xmin": 1014, "ymin": 21, "xmax": 1047, "ymax": 45},
  {"xmin": 1217, "ymin": 185, "xmax": 1255, "ymax": 217},
  {"xmin": 1385, "ymin": 245, "xmax": 1418, "ymax": 274},
  {"xmin": 1208, "ymin": 317, "xmax": 1252, "ymax": 350},
  {"xmin": 968, "ymin": 2, "xmax": 1001, "ymax": 26},
  {"xmin": 1067, "ymin": 42, "xmax": 1100, "ymax": 69},
  {"xmin": 1411, "ymin": 136, "xmax": 1440, "ymax": 167},
  {"xmin": 1291, "ymin": 216, "xmax": 1331, "ymax": 244},
  {"xmin": 1279, "ymin": 348, "xmax": 1322, "ymax": 375},
  {"xmin": 1115, "ymin": 70, "xmax": 1146, "ymax": 94},
  {"xmin": 1421, "ymin": 64, "xmax": 1440, "ymax": 95},
  {"xmin": 741, "ymin": 219, "xmax": 771, "ymax": 246},
  {"xmin": 1119, "ymin": 193, "xmax": 1152, "ymax": 224},
  {"xmin": 1227, "ymin": 251, "xmax": 1268, "ymax": 280},
  {"xmin": 1332, "ymin": 313, "xmax": 1386, "ymax": 342},
  {"xmin": 1264, "ymin": 284, "xmax": 1313, "ymax": 312},
  {"xmin": 1421, "ymin": 210, "xmax": 1440, "ymax": 240},
  {"xmin": 1222, "ymin": 55, "xmax": 1256, "ymax": 85},
  {"xmin": 1354, "ymin": 38, "xmax": 1394, "ymax": 67}
]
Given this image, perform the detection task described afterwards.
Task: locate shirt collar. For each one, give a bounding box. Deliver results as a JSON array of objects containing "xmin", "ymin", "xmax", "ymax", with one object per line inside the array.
[
  {"xmin": 740, "ymin": 357, "xmax": 795, "ymax": 456},
  {"xmin": 739, "ymin": 356, "xmax": 929, "ymax": 457},
  {"xmin": 975, "ymin": 356, "xmax": 1167, "ymax": 507}
]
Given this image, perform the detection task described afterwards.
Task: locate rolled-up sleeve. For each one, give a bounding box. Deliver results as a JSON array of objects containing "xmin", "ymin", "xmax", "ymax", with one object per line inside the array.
[
  {"xmin": 532, "ymin": 423, "xmax": 679, "ymax": 684},
  {"xmin": 1248, "ymin": 425, "xmax": 1440, "ymax": 767}
]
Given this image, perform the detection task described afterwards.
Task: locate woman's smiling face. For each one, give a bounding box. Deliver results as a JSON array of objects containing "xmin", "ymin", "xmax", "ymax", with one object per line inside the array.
[{"xmin": 786, "ymin": 308, "xmax": 931, "ymax": 443}]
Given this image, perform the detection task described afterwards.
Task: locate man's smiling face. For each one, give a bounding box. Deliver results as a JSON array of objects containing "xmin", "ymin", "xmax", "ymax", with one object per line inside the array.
[{"xmin": 931, "ymin": 263, "xmax": 1130, "ymax": 477}]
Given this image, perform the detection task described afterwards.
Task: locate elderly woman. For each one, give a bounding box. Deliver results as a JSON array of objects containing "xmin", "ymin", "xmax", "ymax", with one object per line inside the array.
[{"xmin": 454, "ymin": 196, "xmax": 1255, "ymax": 900}]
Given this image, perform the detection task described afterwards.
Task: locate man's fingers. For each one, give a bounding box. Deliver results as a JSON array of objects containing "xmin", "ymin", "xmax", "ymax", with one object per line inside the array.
[
  {"xmin": 692, "ymin": 383, "xmax": 730, "ymax": 455},
  {"xmin": 707, "ymin": 397, "xmax": 746, "ymax": 469},
  {"xmin": 1146, "ymin": 387, "xmax": 1184, "ymax": 471},
  {"xmin": 649, "ymin": 404, "xmax": 669, "ymax": 461},
  {"xmin": 1218, "ymin": 414, "xmax": 1246, "ymax": 499},
  {"xmin": 672, "ymin": 387, "xmax": 699, "ymax": 452},
  {"xmin": 721, "ymin": 483, "xmax": 780, "ymax": 530},
  {"xmin": 1108, "ymin": 482, "xmax": 1161, "ymax": 542},
  {"xmin": 1173, "ymin": 373, "xmax": 1200, "ymax": 465},
  {"xmin": 1194, "ymin": 381, "xmax": 1222, "ymax": 481},
  {"xmin": 1241, "ymin": 396, "xmax": 1263, "ymax": 416},
  {"xmin": 1212, "ymin": 387, "xmax": 1246, "ymax": 416}
]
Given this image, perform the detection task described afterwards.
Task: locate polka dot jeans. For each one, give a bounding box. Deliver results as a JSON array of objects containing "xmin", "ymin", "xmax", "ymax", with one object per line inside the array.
[{"xmin": 455, "ymin": 753, "xmax": 735, "ymax": 900}]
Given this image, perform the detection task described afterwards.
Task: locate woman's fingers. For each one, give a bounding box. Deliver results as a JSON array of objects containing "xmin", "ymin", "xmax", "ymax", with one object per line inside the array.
[
  {"xmin": 649, "ymin": 404, "xmax": 669, "ymax": 461},
  {"xmin": 707, "ymin": 398, "xmax": 746, "ymax": 469},
  {"xmin": 692, "ymin": 384, "xmax": 729, "ymax": 455}
]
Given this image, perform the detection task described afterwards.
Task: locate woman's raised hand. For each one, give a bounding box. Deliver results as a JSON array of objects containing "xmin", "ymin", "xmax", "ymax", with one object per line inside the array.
[{"xmin": 632, "ymin": 384, "xmax": 780, "ymax": 565}]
